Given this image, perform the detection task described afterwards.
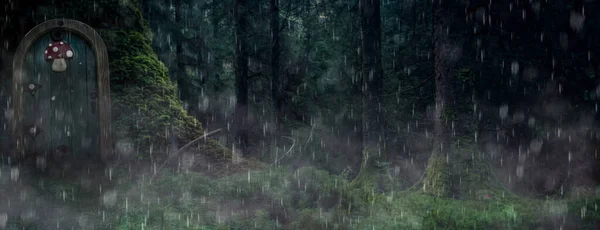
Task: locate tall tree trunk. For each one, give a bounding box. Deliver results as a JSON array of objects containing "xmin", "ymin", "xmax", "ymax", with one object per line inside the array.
[
  {"xmin": 359, "ymin": 0, "xmax": 384, "ymax": 161},
  {"xmin": 271, "ymin": 0, "xmax": 282, "ymax": 130},
  {"xmin": 270, "ymin": 0, "xmax": 282, "ymax": 162},
  {"xmin": 411, "ymin": 0, "xmax": 417, "ymax": 42},
  {"xmin": 140, "ymin": 0, "xmax": 150, "ymax": 20},
  {"xmin": 171, "ymin": 0, "xmax": 183, "ymax": 152},
  {"xmin": 398, "ymin": 0, "xmax": 404, "ymax": 41},
  {"xmin": 422, "ymin": 0, "xmax": 461, "ymax": 197},
  {"xmin": 174, "ymin": 0, "xmax": 184, "ymax": 84},
  {"xmin": 303, "ymin": 0, "xmax": 311, "ymax": 60},
  {"xmin": 353, "ymin": 0, "xmax": 385, "ymax": 183},
  {"xmin": 234, "ymin": 0, "xmax": 249, "ymax": 156}
]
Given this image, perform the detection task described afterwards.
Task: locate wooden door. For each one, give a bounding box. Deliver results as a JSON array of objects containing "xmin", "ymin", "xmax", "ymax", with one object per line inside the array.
[{"xmin": 21, "ymin": 32, "xmax": 99, "ymax": 159}]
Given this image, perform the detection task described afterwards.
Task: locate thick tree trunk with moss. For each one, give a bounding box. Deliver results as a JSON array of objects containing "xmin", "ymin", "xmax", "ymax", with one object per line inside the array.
[
  {"xmin": 422, "ymin": 0, "xmax": 460, "ymax": 197},
  {"xmin": 234, "ymin": 0, "xmax": 249, "ymax": 156}
]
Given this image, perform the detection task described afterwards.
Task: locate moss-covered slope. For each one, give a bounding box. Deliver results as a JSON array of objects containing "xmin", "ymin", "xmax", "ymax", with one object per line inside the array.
[{"xmin": 101, "ymin": 28, "xmax": 203, "ymax": 148}]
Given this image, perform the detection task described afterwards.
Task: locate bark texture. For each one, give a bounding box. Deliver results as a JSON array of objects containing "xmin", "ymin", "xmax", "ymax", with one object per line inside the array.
[{"xmin": 234, "ymin": 0, "xmax": 249, "ymax": 155}]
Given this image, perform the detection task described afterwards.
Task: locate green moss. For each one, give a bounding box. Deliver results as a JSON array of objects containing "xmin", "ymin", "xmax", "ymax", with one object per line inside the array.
[
  {"xmin": 100, "ymin": 27, "xmax": 197, "ymax": 144},
  {"xmin": 351, "ymin": 149, "xmax": 378, "ymax": 189},
  {"xmin": 422, "ymin": 156, "xmax": 451, "ymax": 197},
  {"xmin": 420, "ymin": 198, "xmax": 539, "ymax": 229},
  {"xmin": 456, "ymin": 159, "xmax": 500, "ymax": 198},
  {"xmin": 567, "ymin": 197, "xmax": 600, "ymax": 228},
  {"xmin": 92, "ymin": 3, "xmax": 228, "ymax": 158}
]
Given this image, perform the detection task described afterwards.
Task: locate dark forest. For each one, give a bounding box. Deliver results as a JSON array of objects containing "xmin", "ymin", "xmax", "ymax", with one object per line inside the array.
[{"xmin": 1, "ymin": 0, "xmax": 600, "ymax": 229}]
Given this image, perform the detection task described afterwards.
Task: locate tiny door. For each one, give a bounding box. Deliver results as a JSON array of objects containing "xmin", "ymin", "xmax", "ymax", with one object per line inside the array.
[{"xmin": 21, "ymin": 31, "xmax": 99, "ymax": 158}]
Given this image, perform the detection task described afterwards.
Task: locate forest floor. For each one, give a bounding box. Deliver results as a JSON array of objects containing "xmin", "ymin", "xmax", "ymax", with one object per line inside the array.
[{"xmin": 1, "ymin": 150, "xmax": 600, "ymax": 230}]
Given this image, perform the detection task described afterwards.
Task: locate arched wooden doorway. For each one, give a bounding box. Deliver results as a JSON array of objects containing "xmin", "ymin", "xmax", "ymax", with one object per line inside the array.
[{"xmin": 12, "ymin": 19, "xmax": 112, "ymax": 161}]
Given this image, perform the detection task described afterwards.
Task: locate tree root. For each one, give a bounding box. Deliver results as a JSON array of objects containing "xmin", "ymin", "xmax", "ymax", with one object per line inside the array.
[{"xmin": 150, "ymin": 128, "xmax": 223, "ymax": 182}]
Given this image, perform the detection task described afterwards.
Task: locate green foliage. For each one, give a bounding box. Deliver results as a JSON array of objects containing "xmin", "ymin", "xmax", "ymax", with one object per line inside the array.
[
  {"xmin": 568, "ymin": 197, "xmax": 600, "ymax": 229},
  {"xmin": 89, "ymin": 1, "xmax": 230, "ymax": 158},
  {"xmin": 349, "ymin": 149, "xmax": 402, "ymax": 209},
  {"xmin": 5, "ymin": 218, "xmax": 40, "ymax": 230},
  {"xmin": 455, "ymin": 158, "xmax": 506, "ymax": 199},
  {"xmin": 421, "ymin": 199, "xmax": 538, "ymax": 229},
  {"xmin": 457, "ymin": 68, "xmax": 475, "ymax": 87},
  {"xmin": 4, "ymin": 162, "xmax": 600, "ymax": 230},
  {"xmin": 100, "ymin": 27, "xmax": 202, "ymax": 152}
]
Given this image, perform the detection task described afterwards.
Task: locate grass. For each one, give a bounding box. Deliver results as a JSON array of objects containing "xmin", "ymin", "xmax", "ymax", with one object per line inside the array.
[{"xmin": 3, "ymin": 160, "xmax": 599, "ymax": 230}]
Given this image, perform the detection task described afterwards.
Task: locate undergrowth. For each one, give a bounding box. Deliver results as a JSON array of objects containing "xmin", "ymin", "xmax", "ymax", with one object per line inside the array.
[{"xmin": 3, "ymin": 161, "xmax": 599, "ymax": 230}]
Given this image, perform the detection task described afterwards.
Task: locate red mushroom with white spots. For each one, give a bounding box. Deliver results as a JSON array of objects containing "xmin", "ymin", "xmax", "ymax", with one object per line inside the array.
[{"xmin": 44, "ymin": 41, "xmax": 74, "ymax": 72}]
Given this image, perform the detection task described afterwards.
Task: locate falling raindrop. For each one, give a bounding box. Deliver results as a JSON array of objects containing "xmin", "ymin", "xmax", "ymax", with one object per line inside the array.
[
  {"xmin": 528, "ymin": 117, "xmax": 536, "ymax": 127},
  {"xmin": 499, "ymin": 104, "xmax": 509, "ymax": 119},
  {"xmin": 10, "ymin": 167, "xmax": 18, "ymax": 181},
  {"xmin": 570, "ymin": 11, "xmax": 585, "ymax": 32},
  {"xmin": 511, "ymin": 61, "xmax": 519, "ymax": 76},
  {"xmin": 0, "ymin": 213, "xmax": 6, "ymax": 229},
  {"xmin": 516, "ymin": 165, "xmax": 524, "ymax": 179}
]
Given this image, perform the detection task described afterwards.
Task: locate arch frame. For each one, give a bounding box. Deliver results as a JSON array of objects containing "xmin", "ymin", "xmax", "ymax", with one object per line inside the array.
[{"xmin": 12, "ymin": 19, "xmax": 113, "ymax": 161}]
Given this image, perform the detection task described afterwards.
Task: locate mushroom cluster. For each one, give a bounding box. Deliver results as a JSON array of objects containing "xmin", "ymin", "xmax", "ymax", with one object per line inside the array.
[{"xmin": 45, "ymin": 41, "xmax": 74, "ymax": 72}]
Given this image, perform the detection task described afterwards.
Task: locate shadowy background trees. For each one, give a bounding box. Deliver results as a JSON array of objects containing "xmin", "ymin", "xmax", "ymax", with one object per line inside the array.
[{"xmin": 138, "ymin": 0, "xmax": 600, "ymax": 197}]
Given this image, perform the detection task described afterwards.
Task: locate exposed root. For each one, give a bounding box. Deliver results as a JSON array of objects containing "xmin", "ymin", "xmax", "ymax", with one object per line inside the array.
[{"xmin": 150, "ymin": 128, "xmax": 223, "ymax": 182}]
